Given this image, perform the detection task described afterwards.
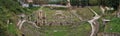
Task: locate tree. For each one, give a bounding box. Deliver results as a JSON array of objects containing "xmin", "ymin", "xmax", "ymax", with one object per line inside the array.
[
  {"xmin": 70, "ymin": 0, "xmax": 80, "ymax": 7},
  {"xmin": 89, "ymin": 0, "xmax": 98, "ymax": 6},
  {"xmin": 100, "ymin": 0, "xmax": 120, "ymax": 10},
  {"xmin": 117, "ymin": 4, "xmax": 120, "ymax": 18},
  {"xmin": 99, "ymin": 0, "xmax": 120, "ymax": 15}
]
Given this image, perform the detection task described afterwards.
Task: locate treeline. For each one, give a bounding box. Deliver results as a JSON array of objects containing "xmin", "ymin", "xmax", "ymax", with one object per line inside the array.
[
  {"xmin": 31, "ymin": 0, "xmax": 98, "ymax": 6},
  {"xmin": 34, "ymin": 0, "xmax": 119, "ymax": 7}
]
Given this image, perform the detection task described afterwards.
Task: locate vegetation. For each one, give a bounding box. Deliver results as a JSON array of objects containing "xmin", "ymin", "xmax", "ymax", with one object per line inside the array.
[
  {"xmin": 0, "ymin": 0, "xmax": 39, "ymax": 36},
  {"xmin": 99, "ymin": 0, "xmax": 120, "ymax": 10},
  {"xmin": 44, "ymin": 22, "xmax": 91, "ymax": 36},
  {"xmin": 89, "ymin": 0, "xmax": 98, "ymax": 5},
  {"xmin": 0, "ymin": 0, "xmax": 120, "ymax": 36},
  {"xmin": 105, "ymin": 18, "xmax": 120, "ymax": 32}
]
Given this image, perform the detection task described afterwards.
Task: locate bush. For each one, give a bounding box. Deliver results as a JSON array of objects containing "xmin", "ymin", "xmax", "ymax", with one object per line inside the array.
[
  {"xmin": 89, "ymin": 0, "xmax": 98, "ymax": 6},
  {"xmin": 48, "ymin": 0, "xmax": 66, "ymax": 4}
]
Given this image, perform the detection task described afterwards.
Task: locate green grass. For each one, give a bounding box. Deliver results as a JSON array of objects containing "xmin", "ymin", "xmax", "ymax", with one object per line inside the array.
[
  {"xmin": 42, "ymin": 22, "xmax": 91, "ymax": 36},
  {"xmin": 45, "ymin": 30, "xmax": 67, "ymax": 36},
  {"xmin": 90, "ymin": 6, "xmax": 101, "ymax": 15},
  {"xmin": 105, "ymin": 18, "xmax": 120, "ymax": 33},
  {"xmin": 7, "ymin": 23, "xmax": 20, "ymax": 36},
  {"xmin": 41, "ymin": 25, "xmax": 70, "ymax": 36},
  {"xmin": 67, "ymin": 22, "xmax": 91, "ymax": 36},
  {"xmin": 76, "ymin": 7, "xmax": 94, "ymax": 20}
]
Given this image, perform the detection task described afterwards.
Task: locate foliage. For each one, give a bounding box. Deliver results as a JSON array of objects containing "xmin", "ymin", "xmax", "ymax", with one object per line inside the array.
[
  {"xmin": 99, "ymin": 0, "xmax": 120, "ymax": 10},
  {"xmin": 0, "ymin": 0, "xmax": 39, "ymax": 36},
  {"xmin": 89, "ymin": 0, "xmax": 98, "ymax": 5},
  {"xmin": 0, "ymin": 21, "xmax": 7, "ymax": 36},
  {"xmin": 48, "ymin": 0, "xmax": 67, "ymax": 4},
  {"xmin": 70, "ymin": 0, "xmax": 89, "ymax": 6},
  {"xmin": 70, "ymin": 0, "xmax": 81, "ymax": 6}
]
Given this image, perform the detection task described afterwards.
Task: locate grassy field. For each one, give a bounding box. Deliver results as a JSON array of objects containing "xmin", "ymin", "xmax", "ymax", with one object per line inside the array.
[
  {"xmin": 43, "ymin": 22, "xmax": 91, "ymax": 36},
  {"xmin": 21, "ymin": 6, "xmax": 120, "ymax": 36},
  {"xmin": 104, "ymin": 18, "xmax": 120, "ymax": 33}
]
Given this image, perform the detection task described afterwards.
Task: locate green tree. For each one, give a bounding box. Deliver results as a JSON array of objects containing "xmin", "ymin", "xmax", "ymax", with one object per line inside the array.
[
  {"xmin": 100, "ymin": 0, "xmax": 120, "ymax": 10},
  {"xmin": 89, "ymin": 0, "xmax": 98, "ymax": 5}
]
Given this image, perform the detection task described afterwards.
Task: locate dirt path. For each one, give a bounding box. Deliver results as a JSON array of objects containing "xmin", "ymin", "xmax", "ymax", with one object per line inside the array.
[{"xmin": 88, "ymin": 7, "xmax": 100, "ymax": 36}]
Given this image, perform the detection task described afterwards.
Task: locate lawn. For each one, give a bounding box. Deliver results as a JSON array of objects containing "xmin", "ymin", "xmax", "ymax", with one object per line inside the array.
[
  {"xmin": 104, "ymin": 18, "xmax": 120, "ymax": 33},
  {"xmin": 44, "ymin": 22, "xmax": 91, "ymax": 36}
]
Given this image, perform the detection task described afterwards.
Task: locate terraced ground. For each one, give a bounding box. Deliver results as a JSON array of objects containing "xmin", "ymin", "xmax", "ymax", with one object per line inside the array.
[
  {"xmin": 20, "ymin": 6, "xmax": 120, "ymax": 36},
  {"xmin": 20, "ymin": 6, "xmax": 99, "ymax": 36},
  {"xmin": 2, "ymin": 0, "xmax": 120, "ymax": 36}
]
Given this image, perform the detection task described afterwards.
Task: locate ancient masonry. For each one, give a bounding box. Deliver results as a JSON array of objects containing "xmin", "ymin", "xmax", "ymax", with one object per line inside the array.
[{"xmin": 36, "ymin": 10, "xmax": 46, "ymax": 26}]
